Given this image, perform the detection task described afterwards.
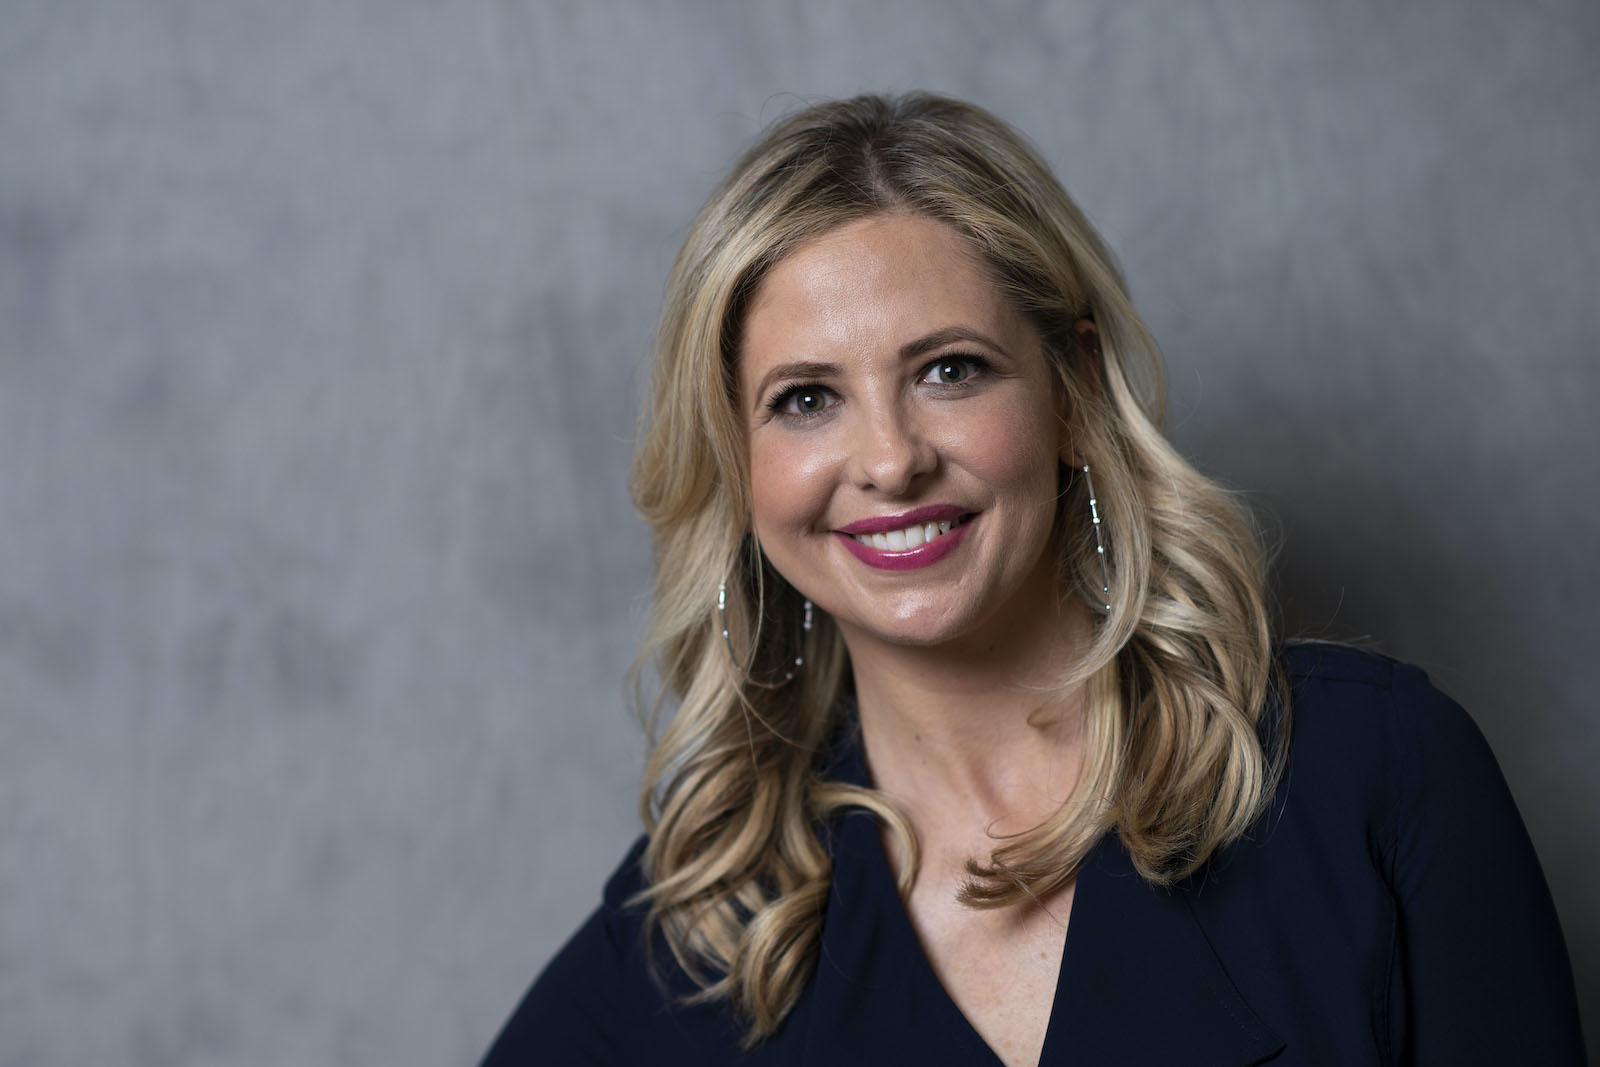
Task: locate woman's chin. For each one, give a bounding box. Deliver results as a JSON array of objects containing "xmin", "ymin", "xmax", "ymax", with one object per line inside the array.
[{"xmin": 834, "ymin": 605, "xmax": 977, "ymax": 651}]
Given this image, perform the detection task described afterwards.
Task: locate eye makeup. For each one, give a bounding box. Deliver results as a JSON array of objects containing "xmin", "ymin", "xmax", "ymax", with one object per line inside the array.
[{"xmin": 762, "ymin": 353, "xmax": 992, "ymax": 421}]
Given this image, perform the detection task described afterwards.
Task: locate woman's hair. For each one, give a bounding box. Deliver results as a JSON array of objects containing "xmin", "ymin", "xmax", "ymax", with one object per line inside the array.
[{"xmin": 628, "ymin": 91, "xmax": 1287, "ymax": 1045}]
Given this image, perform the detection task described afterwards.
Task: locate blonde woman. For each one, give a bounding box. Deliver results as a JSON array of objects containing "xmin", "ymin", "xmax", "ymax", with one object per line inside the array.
[{"xmin": 481, "ymin": 94, "xmax": 1583, "ymax": 1066}]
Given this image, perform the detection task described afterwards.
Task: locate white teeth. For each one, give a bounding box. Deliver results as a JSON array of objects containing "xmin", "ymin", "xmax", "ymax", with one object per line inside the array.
[{"xmin": 853, "ymin": 516, "xmax": 965, "ymax": 551}]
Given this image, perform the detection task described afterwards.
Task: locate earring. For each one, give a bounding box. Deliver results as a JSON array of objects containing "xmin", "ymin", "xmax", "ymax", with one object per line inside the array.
[
  {"xmin": 1080, "ymin": 461, "xmax": 1112, "ymax": 613},
  {"xmin": 717, "ymin": 582, "xmax": 813, "ymax": 689}
]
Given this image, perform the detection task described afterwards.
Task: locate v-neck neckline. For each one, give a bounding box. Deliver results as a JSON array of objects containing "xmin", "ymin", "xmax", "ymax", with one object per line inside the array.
[
  {"xmin": 806, "ymin": 705, "xmax": 1284, "ymax": 1066},
  {"xmin": 824, "ymin": 713, "xmax": 1112, "ymax": 1067},
  {"xmin": 857, "ymin": 809, "xmax": 1107, "ymax": 1067}
]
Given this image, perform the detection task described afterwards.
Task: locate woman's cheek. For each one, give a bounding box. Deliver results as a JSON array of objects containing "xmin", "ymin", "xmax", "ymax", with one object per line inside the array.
[
  {"xmin": 750, "ymin": 435, "xmax": 837, "ymax": 536},
  {"xmin": 947, "ymin": 409, "xmax": 1050, "ymax": 488}
]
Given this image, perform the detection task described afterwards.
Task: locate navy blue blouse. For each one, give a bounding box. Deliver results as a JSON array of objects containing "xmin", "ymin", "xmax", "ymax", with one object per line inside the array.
[{"xmin": 481, "ymin": 644, "xmax": 1586, "ymax": 1064}]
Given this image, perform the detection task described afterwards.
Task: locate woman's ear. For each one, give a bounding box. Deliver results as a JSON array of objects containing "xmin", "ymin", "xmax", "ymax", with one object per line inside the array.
[
  {"xmin": 1056, "ymin": 397, "xmax": 1084, "ymax": 470},
  {"xmin": 1056, "ymin": 316, "xmax": 1102, "ymax": 464},
  {"xmin": 1072, "ymin": 316, "xmax": 1101, "ymax": 358}
]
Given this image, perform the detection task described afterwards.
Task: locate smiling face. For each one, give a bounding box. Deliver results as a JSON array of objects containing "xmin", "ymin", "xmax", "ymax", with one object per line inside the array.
[{"xmin": 738, "ymin": 212, "xmax": 1072, "ymax": 653}]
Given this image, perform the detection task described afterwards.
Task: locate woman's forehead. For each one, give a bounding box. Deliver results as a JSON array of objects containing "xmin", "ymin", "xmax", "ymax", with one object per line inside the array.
[{"xmin": 740, "ymin": 214, "xmax": 1023, "ymax": 368}]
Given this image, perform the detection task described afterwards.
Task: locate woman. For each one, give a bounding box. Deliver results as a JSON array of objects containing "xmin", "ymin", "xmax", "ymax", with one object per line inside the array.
[{"xmin": 482, "ymin": 93, "xmax": 1584, "ymax": 1065}]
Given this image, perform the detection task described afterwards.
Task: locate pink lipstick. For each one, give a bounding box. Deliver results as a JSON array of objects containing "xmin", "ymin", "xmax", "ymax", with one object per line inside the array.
[{"xmin": 833, "ymin": 506, "xmax": 975, "ymax": 571}]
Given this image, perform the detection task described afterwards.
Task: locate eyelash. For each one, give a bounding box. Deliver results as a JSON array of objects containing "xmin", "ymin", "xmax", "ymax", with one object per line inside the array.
[{"xmin": 764, "ymin": 353, "xmax": 991, "ymax": 419}]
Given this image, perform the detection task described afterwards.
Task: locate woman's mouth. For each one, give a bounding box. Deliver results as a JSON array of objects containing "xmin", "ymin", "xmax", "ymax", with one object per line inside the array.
[
  {"xmin": 832, "ymin": 510, "xmax": 976, "ymax": 571},
  {"xmin": 848, "ymin": 514, "xmax": 971, "ymax": 551}
]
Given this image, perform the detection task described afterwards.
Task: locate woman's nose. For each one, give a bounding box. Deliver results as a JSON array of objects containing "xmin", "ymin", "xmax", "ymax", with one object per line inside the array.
[{"xmin": 850, "ymin": 405, "xmax": 937, "ymax": 495}]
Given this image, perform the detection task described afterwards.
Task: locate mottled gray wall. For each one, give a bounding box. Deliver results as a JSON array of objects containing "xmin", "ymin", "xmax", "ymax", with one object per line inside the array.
[{"xmin": 3, "ymin": 1, "xmax": 1594, "ymax": 1063}]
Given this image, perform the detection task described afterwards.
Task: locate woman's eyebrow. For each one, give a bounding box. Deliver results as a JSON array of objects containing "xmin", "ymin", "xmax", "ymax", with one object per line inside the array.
[
  {"xmin": 752, "ymin": 360, "xmax": 840, "ymax": 407},
  {"xmin": 899, "ymin": 325, "xmax": 1009, "ymax": 360}
]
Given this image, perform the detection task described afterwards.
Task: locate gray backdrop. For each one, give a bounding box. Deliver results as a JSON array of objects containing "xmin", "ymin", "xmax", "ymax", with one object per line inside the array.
[{"xmin": 3, "ymin": 1, "xmax": 1595, "ymax": 1063}]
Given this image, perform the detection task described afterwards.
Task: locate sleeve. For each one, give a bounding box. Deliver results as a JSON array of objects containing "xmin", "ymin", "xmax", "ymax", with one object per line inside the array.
[
  {"xmin": 1387, "ymin": 664, "xmax": 1586, "ymax": 1064},
  {"xmin": 477, "ymin": 838, "xmax": 649, "ymax": 1067}
]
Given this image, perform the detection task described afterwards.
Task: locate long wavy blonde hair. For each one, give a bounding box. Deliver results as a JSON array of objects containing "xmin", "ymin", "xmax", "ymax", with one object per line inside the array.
[{"xmin": 629, "ymin": 92, "xmax": 1287, "ymax": 1046}]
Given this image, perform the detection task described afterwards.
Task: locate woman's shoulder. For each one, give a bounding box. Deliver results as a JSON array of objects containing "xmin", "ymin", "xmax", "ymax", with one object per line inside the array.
[
  {"xmin": 1263, "ymin": 639, "xmax": 1513, "ymax": 860},
  {"xmin": 598, "ymin": 834, "xmax": 652, "ymax": 913},
  {"xmin": 1196, "ymin": 639, "xmax": 1509, "ymax": 905},
  {"xmin": 1274, "ymin": 638, "xmax": 1481, "ymax": 763},
  {"xmin": 1278, "ymin": 637, "xmax": 1431, "ymax": 704},
  {"xmin": 1238, "ymin": 644, "xmax": 1582, "ymax": 1062},
  {"xmin": 485, "ymin": 832, "xmax": 767, "ymax": 1064},
  {"xmin": 587, "ymin": 835, "xmax": 664, "ymax": 988}
]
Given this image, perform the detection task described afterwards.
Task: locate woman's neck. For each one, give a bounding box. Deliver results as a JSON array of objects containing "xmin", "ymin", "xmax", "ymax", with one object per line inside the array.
[{"xmin": 843, "ymin": 591, "xmax": 1095, "ymax": 839}]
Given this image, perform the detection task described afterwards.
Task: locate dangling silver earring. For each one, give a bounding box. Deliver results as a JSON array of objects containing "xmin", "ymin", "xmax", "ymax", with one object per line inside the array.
[
  {"xmin": 717, "ymin": 582, "xmax": 812, "ymax": 689},
  {"xmin": 1080, "ymin": 461, "xmax": 1112, "ymax": 613}
]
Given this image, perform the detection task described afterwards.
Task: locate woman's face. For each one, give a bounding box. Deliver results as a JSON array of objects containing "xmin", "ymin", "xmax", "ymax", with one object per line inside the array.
[{"xmin": 737, "ymin": 212, "xmax": 1071, "ymax": 652}]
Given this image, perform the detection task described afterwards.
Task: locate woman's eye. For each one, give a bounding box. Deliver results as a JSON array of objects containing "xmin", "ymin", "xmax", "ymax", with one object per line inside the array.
[
  {"xmin": 771, "ymin": 386, "xmax": 835, "ymax": 416},
  {"xmin": 791, "ymin": 390, "xmax": 827, "ymax": 413},
  {"xmin": 922, "ymin": 356, "xmax": 980, "ymax": 385}
]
